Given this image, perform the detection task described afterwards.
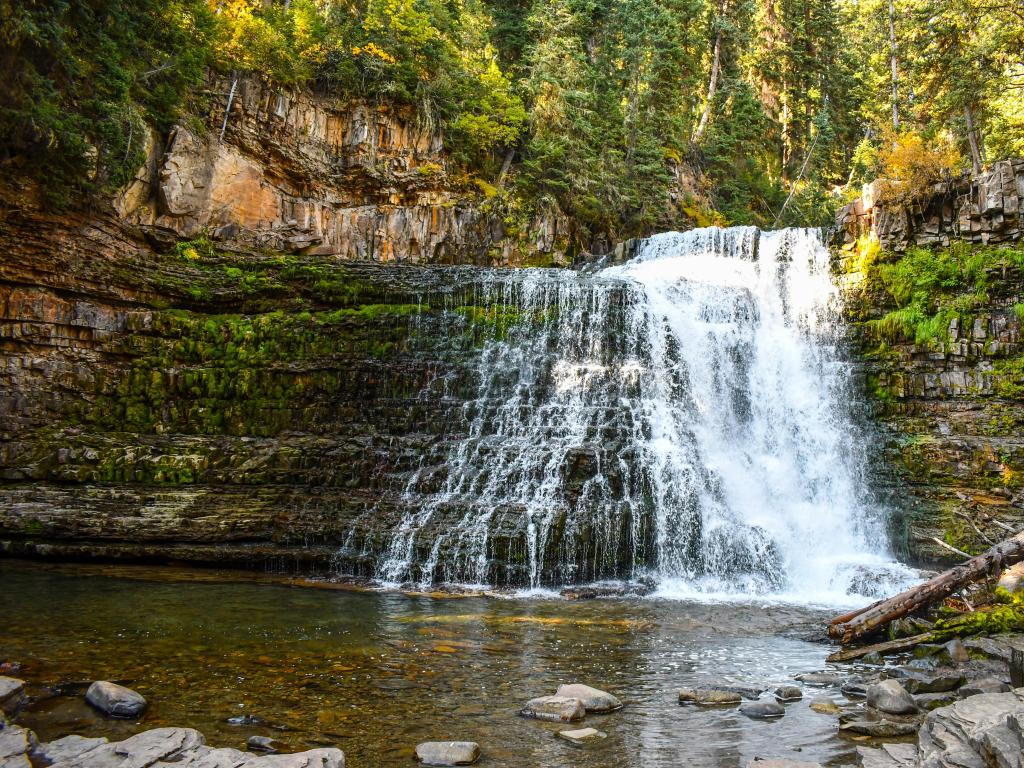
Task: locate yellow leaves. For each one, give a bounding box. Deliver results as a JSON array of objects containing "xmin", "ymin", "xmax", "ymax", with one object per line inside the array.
[
  {"xmin": 351, "ymin": 42, "xmax": 397, "ymax": 65},
  {"xmin": 875, "ymin": 128, "xmax": 962, "ymax": 207}
]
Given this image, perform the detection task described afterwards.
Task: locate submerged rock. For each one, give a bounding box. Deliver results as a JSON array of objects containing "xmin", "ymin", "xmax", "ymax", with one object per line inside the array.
[
  {"xmin": 794, "ymin": 672, "xmax": 843, "ymax": 687},
  {"xmin": 247, "ymin": 736, "xmax": 280, "ymax": 753},
  {"xmin": 85, "ymin": 681, "xmax": 147, "ymax": 718},
  {"xmin": 773, "ymin": 686, "xmax": 802, "ymax": 702},
  {"xmin": 739, "ymin": 700, "xmax": 785, "ymax": 719},
  {"xmin": 556, "ymin": 728, "xmax": 606, "ymax": 745},
  {"xmin": 808, "ymin": 696, "xmax": 840, "ymax": 714},
  {"xmin": 519, "ymin": 696, "xmax": 585, "ymax": 723},
  {"xmin": 414, "ymin": 741, "xmax": 480, "ymax": 766},
  {"xmin": 554, "ymin": 684, "xmax": 622, "ymax": 713},
  {"xmin": 744, "ymin": 761, "xmax": 822, "ymax": 768},
  {"xmin": 678, "ymin": 688, "xmax": 742, "ymax": 706},
  {"xmin": 866, "ymin": 680, "xmax": 918, "ymax": 715}
]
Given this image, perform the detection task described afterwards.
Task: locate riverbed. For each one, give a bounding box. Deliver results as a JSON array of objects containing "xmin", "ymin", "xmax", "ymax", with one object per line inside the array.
[{"xmin": 0, "ymin": 560, "xmax": 864, "ymax": 767}]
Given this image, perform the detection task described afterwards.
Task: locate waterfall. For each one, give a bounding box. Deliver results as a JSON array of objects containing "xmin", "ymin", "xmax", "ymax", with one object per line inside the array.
[{"xmin": 371, "ymin": 227, "xmax": 915, "ymax": 601}]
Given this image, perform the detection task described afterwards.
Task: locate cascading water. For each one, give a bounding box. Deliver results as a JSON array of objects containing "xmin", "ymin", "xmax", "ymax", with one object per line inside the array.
[{"xmin": 371, "ymin": 226, "xmax": 915, "ymax": 600}]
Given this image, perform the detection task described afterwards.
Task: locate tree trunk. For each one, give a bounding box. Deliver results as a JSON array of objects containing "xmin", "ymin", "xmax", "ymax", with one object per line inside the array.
[
  {"xmin": 964, "ymin": 105, "xmax": 983, "ymax": 175},
  {"xmin": 220, "ymin": 74, "xmax": 239, "ymax": 144},
  {"xmin": 828, "ymin": 531, "xmax": 1024, "ymax": 644},
  {"xmin": 694, "ymin": 0, "xmax": 728, "ymax": 143},
  {"xmin": 888, "ymin": 0, "xmax": 899, "ymax": 129}
]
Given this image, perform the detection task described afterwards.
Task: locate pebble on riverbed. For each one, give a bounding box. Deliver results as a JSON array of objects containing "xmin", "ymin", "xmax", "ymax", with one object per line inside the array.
[
  {"xmin": 84, "ymin": 681, "xmax": 147, "ymax": 719},
  {"xmin": 415, "ymin": 741, "xmax": 480, "ymax": 766}
]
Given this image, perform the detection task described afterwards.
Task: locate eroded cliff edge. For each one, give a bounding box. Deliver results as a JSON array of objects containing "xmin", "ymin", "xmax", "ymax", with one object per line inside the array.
[{"xmin": 836, "ymin": 160, "xmax": 1024, "ymax": 564}]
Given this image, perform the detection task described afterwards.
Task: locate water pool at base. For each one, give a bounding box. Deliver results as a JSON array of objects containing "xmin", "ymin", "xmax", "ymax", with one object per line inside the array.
[{"xmin": 0, "ymin": 561, "xmax": 870, "ymax": 767}]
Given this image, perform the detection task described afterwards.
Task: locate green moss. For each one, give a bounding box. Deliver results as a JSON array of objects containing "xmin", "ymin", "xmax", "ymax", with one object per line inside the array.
[
  {"xmin": 865, "ymin": 243, "xmax": 1024, "ymax": 345},
  {"xmin": 933, "ymin": 588, "xmax": 1024, "ymax": 639},
  {"xmin": 992, "ymin": 356, "xmax": 1024, "ymax": 399}
]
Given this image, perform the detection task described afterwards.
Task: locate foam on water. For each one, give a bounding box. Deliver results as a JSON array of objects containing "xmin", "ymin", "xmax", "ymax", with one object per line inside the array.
[{"xmin": 372, "ymin": 226, "xmax": 917, "ymax": 603}]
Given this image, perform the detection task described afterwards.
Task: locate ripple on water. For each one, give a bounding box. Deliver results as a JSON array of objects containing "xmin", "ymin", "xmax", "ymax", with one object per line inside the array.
[{"xmin": 0, "ymin": 561, "xmax": 859, "ymax": 768}]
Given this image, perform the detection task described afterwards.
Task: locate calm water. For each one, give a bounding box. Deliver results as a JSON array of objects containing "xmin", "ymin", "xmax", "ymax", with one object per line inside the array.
[{"xmin": 0, "ymin": 561, "xmax": 862, "ymax": 767}]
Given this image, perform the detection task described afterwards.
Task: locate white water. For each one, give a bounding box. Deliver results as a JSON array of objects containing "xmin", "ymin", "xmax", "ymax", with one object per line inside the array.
[{"xmin": 373, "ymin": 227, "xmax": 916, "ymax": 602}]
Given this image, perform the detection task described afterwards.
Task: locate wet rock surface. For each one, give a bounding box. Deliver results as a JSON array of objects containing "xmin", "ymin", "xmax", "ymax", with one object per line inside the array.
[
  {"xmin": 85, "ymin": 682, "xmax": 147, "ymax": 719},
  {"xmin": 0, "ymin": 679, "xmax": 25, "ymax": 716},
  {"xmin": 556, "ymin": 728, "xmax": 606, "ymax": 745},
  {"xmin": 554, "ymin": 684, "xmax": 622, "ymax": 713},
  {"xmin": 518, "ymin": 696, "xmax": 586, "ymax": 723},
  {"xmin": 414, "ymin": 741, "xmax": 480, "ymax": 766},
  {"xmin": 866, "ymin": 680, "xmax": 919, "ymax": 715},
  {"xmin": 738, "ymin": 700, "xmax": 785, "ymax": 719},
  {"xmin": 678, "ymin": 688, "xmax": 743, "ymax": 706}
]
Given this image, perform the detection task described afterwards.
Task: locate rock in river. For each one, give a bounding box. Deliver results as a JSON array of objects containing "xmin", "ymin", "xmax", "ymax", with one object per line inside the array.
[
  {"xmin": 865, "ymin": 680, "xmax": 917, "ymax": 715},
  {"xmin": 808, "ymin": 696, "xmax": 840, "ymax": 715},
  {"xmin": 557, "ymin": 728, "xmax": 606, "ymax": 745},
  {"xmin": 773, "ymin": 686, "xmax": 802, "ymax": 702},
  {"xmin": 85, "ymin": 681, "xmax": 147, "ymax": 718},
  {"xmin": 555, "ymin": 684, "xmax": 622, "ymax": 713},
  {"xmin": 415, "ymin": 741, "xmax": 480, "ymax": 766},
  {"xmin": 519, "ymin": 696, "xmax": 585, "ymax": 723},
  {"xmin": 739, "ymin": 700, "xmax": 785, "ymax": 719},
  {"xmin": 678, "ymin": 688, "xmax": 742, "ymax": 706},
  {"xmin": 890, "ymin": 668, "xmax": 963, "ymax": 694}
]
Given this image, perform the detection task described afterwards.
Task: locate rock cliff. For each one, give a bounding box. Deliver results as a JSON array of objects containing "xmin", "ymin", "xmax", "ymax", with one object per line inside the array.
[
  {"xmin": 837, "ymin": 164, "xmax": 1024, "ymax": 564},
  {"xmin": 118, "ymin": 77, "xmax": 571, "ymax": 266}
]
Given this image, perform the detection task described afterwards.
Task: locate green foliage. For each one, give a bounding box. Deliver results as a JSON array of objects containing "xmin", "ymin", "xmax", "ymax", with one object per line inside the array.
[
  {"xmin": 868, "ymin": 243, "xmax": 1024, "ymax": 345},
  {"xmin": 933, "ymin": 589, "xmax": 1024, "ymax": 640},
  {"xmin": 0, "ymin": 0, "xmax": 216, "ymax": 208}
]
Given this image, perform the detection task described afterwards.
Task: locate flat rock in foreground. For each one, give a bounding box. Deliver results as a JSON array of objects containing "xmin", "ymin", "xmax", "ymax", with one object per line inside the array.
[
  {"xmin": 414, "ymin": 741, "xmax": 479, "ymax": 766},
  {"xmin": 4, "ymin": 723, "xmax": 345, "ymax": 768},
  {"xmin": 0, "ymin": 678, "xmax": 25, "ymax": 716},
  {"xmin": 919, "ymin": 687, "xmax": 1024, "ymax": 768}
]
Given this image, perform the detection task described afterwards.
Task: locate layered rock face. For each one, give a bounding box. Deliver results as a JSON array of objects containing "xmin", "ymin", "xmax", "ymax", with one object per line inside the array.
[
  {"xmin": 0, "ymin": 199, "xmax": 512, "ymax": 572},
  {"xmin": 837, "ymin": 166, "xmax": 1024, "ymax": 564},
  {"xmin": 119, "ymin": 77, "xmax": 569, "ymax": 265},
  {"xmin": 837, "ymin": 159, "xmax": 1024, "ymax": 251}
]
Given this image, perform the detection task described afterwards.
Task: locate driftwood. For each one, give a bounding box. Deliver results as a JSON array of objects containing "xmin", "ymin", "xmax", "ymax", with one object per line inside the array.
[
  {"xmin": 828, "ymin": 531, "xmax": 1024, "ymax": 644},
  {"xmin": 826, "ymin": 632, "xmax": 935, "ymax": 663}
]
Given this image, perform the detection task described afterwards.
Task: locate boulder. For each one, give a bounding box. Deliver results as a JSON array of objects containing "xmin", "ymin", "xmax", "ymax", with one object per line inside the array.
[
  {"xmin": 414, "ymin": 741, "xmax": 480, "ymax": 766},
  {"xmin": 556, "ymin": 728, "xmax": 606, "ymax": 745},
  {"xmin": 85, "ymin": 681, "xmax": 147, "ymax": 718},
  {"xmin": 678, "ymin": 688, "xmax": 742, "ymax": 706},
  {"xmin": 808, "ymin": 696, "xmax": 840, "ymax": 715},
  {"xmin": 918, "ymin": 688, "xmax": 1024, "ymax": 768},
  {"xmin": 891, "ymin": 668, "xmax": 963, "ymax": 694},
  {"xmin": 958, "ymin": 676, "xmax": 1011, "ymax": 697},
  {"xmin": 738, "ymin": 700, "xmax": 784, "ymax": 719},
  {"xmin": 519, "ymin": 696, "xmax": 585, "ymax": 723},
  {"xmin": 0, "ymin": 679, "xmax": 25, "ymax": 716},
  {"xmin": 743, "ymin": 761, "xmax": 822, "ymax": 768},
  {"xmin": 840, "ymin": 678, "xmax": 869, "ymax": 698},
  {"xmin": 866, "ymin": 680, "xmax": 918, "ymax": 715},
  {"xmin": 554, "ymin": 684, "xmax": 622, "ymax": 713},
  {"xmin": 773, "ymin": 686, "xmax": 802, "ymax": 702},
  {"xmin": 943, "ymin": 637, "xmax": 970, "ymax": 664}
]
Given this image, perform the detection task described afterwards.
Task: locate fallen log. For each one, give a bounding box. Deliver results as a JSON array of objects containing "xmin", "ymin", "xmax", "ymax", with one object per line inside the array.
[
  {"xmin": 828, "ymin": 531, "xmax": 1024, "ymax": 644},
  {"xmin": 826, "ymin": 632, "xmax": 934, "ymax": 663}
]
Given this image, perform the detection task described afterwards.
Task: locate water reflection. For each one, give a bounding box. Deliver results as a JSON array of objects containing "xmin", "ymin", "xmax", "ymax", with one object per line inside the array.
[{"xmin": 0, "ymin": 561, "xmax": 857, "ymax": 767}]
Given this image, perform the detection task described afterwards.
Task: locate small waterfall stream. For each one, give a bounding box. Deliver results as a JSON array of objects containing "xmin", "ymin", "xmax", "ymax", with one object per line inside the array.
[{"xmin": 373, "ymin": 226, "xmax": 914, "ymax": 600}]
